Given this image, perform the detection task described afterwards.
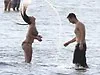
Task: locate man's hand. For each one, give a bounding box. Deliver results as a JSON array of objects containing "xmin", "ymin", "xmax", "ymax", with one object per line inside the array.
[
  {"xmin": 79, "ymin": 44, "xmax": 83, "ymax": 50},
  {"xmin": 64, "ymin": 37, "xmax": 76, "ymax": 47},
  {"xmin": 64, "ymin": 42, "xmax": 70, "ymax": 47}
]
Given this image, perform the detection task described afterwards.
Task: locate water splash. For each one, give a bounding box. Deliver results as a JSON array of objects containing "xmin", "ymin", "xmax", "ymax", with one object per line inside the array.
[
  {"xmin": 44, "ymin": 0, "xmax": 62, "ymax": 50},
  {"xmin": 22, "ymin": 0, "xmax": 32, "ymax": 6}
]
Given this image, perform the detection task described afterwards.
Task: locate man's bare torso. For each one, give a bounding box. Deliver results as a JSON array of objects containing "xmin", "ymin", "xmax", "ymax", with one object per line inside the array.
[{"xmin": 74, "ymin": 21, "xmax": 86, "ymax": 43}]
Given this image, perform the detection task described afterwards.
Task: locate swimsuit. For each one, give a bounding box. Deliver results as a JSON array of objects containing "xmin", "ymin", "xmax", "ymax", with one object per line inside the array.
[{"xmin": 73, "ymin": 43, "xmax": 88, "ymax": 67}]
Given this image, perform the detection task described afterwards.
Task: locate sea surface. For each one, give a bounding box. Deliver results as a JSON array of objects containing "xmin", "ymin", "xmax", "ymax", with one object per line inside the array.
[{"xmin": 0, "ymin": 0, "xmax": 100, "ymax": 75}]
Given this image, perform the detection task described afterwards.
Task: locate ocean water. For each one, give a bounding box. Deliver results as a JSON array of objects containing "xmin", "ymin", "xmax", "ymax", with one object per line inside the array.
[{"xmin": 0, "ymin": 0, "xmax": 100, "ymax": 75}]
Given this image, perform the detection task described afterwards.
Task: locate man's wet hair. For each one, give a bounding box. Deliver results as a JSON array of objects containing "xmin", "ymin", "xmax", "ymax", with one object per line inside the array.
[
  {"xmin": 67, "ymin": 13, "xmax": 76, "ymax": 19},
  {"xmin": 21, "ymin": 10, "xmax": 31, "ymax": 24}
]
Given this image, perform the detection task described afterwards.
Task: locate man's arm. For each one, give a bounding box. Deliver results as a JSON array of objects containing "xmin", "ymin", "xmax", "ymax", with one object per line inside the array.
[
  {"xmin": 79, "ymin": 25, "xmax": 85, "ymax": 44},
  {"xmin": 78, "ymin": 23, "xmax": 85, "ymax": 50},
  {"xmin": 68, "ymin": 37, "xmax": 76, "ymax": 43},
  {"xmin": 64, "ymin": 37, "xmax": 76, "ymax": 47}
]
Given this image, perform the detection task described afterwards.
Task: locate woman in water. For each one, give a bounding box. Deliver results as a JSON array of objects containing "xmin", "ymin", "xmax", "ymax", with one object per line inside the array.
[{"xmin": 21, "ymin": 6, "xmax": 42, "ymax": 63}]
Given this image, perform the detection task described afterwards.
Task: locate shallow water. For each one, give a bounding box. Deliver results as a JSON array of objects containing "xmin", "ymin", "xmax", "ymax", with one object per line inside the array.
[{"xmin": 0, "ymin": 0, "xmax": 100, "ymax": 75}]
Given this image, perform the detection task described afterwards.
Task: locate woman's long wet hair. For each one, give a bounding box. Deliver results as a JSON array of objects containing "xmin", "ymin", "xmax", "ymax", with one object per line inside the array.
[{"xmin": 21, "ymin": 9, "xmax": 31, "ymax": 24}]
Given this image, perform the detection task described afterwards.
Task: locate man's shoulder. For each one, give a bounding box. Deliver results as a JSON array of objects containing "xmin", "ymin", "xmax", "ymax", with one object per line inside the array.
[
  {"xmin": 76, "ymin": 22, "xmax": 85, "ymax": 30},
  {"xmin": 77, "ymin": 22, "xmax": 85, "ymax": 27}
]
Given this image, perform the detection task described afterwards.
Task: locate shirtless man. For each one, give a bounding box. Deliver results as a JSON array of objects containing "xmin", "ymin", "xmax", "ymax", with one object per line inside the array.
[
  {"xmin": 21, "ymin": 6, "xmax": 42, "ymax": 63},
  {"xmin": 4, "ymin": 0, "xmax": 11, "ymax": 11},
  {"xmin": 64, "ymin": 13, "xmax": 88, "ymax": 69}
]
